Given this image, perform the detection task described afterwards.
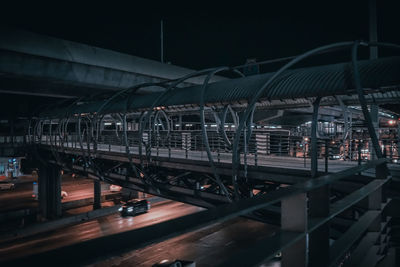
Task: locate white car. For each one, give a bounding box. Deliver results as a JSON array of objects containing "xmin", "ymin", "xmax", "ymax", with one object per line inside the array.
[
  {"xmin": 61, "ymin": 190, "xmax": 68, "ymax": 199},
  {"xmin": 0, "ymin": 181, "xmax": 15, "ymax": 190},
  {"xmin": 110, "ymin": 184, "xmax": 122, "ymax": 192}
]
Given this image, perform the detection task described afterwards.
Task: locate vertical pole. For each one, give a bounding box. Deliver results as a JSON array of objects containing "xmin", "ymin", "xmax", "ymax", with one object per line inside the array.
[
  {"xmin": 168, "ymin": 136, "xmax": 171, "ymax": 159},
  {"xmin": 281, "ymin": 193, "xmax": 308, "ymax": 267},
  {"xmin": 349, "ymin": 113, "xmax": 353, "ymax": 160},
  {"xmin": 217, "ymin": 137, "xmax": 221, "ymax": 163},
  {"xmin": 311, "ymin": 97, "xmax": 321, "ymax": 178},
  {"xmin": 325, "ymin": 139, "xmax": 328, "ymax": 173},
  {"xmin": 244, "ymin": 122, "xmax": 248, "ymax": 179},
  {"xmin": 255, "ymin": 139, "xmax": 258, "ymax": 167},
  {"xmin": 156, "ymin": 133, "xmax": 159, "ymax": 157},
  {"xmin": 185, "ymin": 134, "xmax": 188, "ymax": 159},
  {"xmin": 369, "ymin": 0, "xmax": 378, "ymax": 59},
  {"xmin": 390, "ymin": 140, "xmax": 393, "ymax": 161},
  {"xmin": 160, "ymin": 20, "xmax": 164, "ymax": 63},
  {"xmin": 398, "ymin": 123, "xmax": 400, "ymax": 162}
]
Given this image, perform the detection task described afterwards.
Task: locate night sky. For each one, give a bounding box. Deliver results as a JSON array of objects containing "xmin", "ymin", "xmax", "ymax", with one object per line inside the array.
[{"xmin": 1, "ymin": 1, "xmax": 399, "ymax": 71}]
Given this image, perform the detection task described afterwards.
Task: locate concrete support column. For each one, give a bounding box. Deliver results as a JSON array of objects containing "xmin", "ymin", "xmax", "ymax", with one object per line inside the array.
[
  {"xmin": 38, "ymin": 165, "xmax": 48, "ymax": 220},
  {"xmin": 38, "ymin": 164, "xmax": 62, "ymax": 220},
  {"xmin": 93, "ymin": 180, "xmax": 101, "ymax": 210},
  {"xmin": 281, "ymin": 193, "xmax": 307, "ymax": 267},
  {"xmin": 50, "ymin": 165, "xmax": 62, "ymax": 219},
  {"xmin": 308, "ymin": 186, "xmax": 330, "ymax": 267}
]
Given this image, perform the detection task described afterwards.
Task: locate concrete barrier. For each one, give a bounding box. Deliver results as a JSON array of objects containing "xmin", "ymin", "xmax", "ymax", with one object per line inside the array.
[
  {"xmin": 0, "ymin": 208, "xmax": 35, "ymax": 223},
  {"xmin": 0, "ymin": 193, "xmax": 121, "ymax": 223},
  {"xmin": 0, "ymin": 205, "xmax": 120, "ymax": 242},
  {"xmin": 62, "ymin": 192, "xmax": 120, "ymax": 210}
]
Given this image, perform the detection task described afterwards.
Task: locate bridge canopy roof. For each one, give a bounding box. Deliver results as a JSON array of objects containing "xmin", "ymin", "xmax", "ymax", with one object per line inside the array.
[{"xmin": 44, "ymin": 56, "xmax": 400, "ymax": 117}]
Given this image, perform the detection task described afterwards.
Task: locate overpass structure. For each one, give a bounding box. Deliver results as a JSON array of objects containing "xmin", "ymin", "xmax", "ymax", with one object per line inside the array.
[
  {"xmin": 2, "ymin": 39, "xmax": 400, "ymax": 266},
  {"xmin": 0, "ymin": 26, "xmax": 224, "ymax": 99}
]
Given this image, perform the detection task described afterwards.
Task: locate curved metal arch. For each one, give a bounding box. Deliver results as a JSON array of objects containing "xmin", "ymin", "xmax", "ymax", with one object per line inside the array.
[
  {"xmin": 350, "ymin": 41, "xmax": 400, "ymax": 159},
  {"xmin": 153, "ymin": 109, "xmax": 170, "ymax": 134},
  {"xmin": 229, "ymin": 40, "xmax": 400, "ymax": 198},
  {"xmin": 199, "ymin": 67, "xmax": 246, "ymax": 199},
  {"xmin": 199, "ymin": 67, "xmax": 231, "ymax": 199},
  {"xmin": 138, "ymin": 68, "xmax": 226, "ymax": 165},
  {"xmin": 218, "ymin": 105, "xmax": 239, "ymax": 148},
  {"xmin": 123, "ymin": 83, "xmax": 171, "ymax": 177},
  {"xmin": 231, "ymin": 41, "xmax": 355, "ymax": 199}
]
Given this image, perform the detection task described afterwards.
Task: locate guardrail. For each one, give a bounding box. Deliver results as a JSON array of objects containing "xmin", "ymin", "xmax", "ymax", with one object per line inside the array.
[
  {"xmin": 2, "ymin": 158, "xmax": 390, "ymax": 266},
  {"xmin": 23, "ymin": 131, "xmax": 398, "ymax": 187}
]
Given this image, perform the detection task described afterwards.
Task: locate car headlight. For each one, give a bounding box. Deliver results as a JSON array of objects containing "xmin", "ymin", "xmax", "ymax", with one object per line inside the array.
[
  {"xmin": 127, "ymin": 207, "xmax": 133, "ymax": 212},
  {"xmin": 118, "ymin": 207, "xmax": 123, "ymax": 212}
]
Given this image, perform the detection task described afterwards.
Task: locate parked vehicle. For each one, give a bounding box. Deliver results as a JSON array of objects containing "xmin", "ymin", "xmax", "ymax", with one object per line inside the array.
[
  {"xmin": 119, "ymin": 199, "xmax": 150, "ymax": 216},
  {"xmin": 0, "ymin": 181, "xmax": 15, "ymax": 190},
  {"xmin": 110, "ymin": 184, "xmax": 122, "ymax": 192},
  {"xmin": 153, "ymin": 260, "xmax": 196, "ymax": 267},
  {"xmin": 61, "ymin": 190, "xmax": 68, "ymax": 199}
]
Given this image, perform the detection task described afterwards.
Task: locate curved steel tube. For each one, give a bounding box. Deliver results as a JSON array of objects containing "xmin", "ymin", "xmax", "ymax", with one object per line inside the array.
[
  {"xmin": 138, "ymin": 68, "xmax": 224, "ymax": 165},
  {"xmin": 199, "ymin": 67, "xmax": 231, "ymax": 199},
  {"xmin": 352, "ymin": 41, "xmax": 400, "ymax": 159},
  {"xmin": 231, "ymin": 41, "xmax": 355, "ymax": 199}
]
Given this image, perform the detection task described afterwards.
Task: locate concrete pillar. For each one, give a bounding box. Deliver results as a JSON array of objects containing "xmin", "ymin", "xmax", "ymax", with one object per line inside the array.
[
  {"xmin": 38, "ymin": 165, "xmax": 48, "ymax": 220},
  {"xmin": 281, "ymin": 193, "xmax": 307, "ymax": 267},
  {"xmin": 38, "ymin": 164, "xmax": 62, "ymax": 220},
  {"xmin": 93, "ymin": 180, "xmax": 101, "ymax": 210},
  {"xmin": 49, "ymin": 165, "xmax": 62, "ymax": 219},
  {"xmin": 308, "ymin": 186, "xmax": 330, "ymax": 267}
]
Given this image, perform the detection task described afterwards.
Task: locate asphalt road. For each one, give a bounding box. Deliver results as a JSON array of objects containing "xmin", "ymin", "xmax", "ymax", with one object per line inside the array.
[
  {"xmin": 92, "ymin": 216, "xmax": 280, "ymax": 267},
  {"xmin": 0, "ymin": 200, "xmax": 204, "ymax": 262},
  {"xmin": 0, "ymin": 175, "xmax": 105, "ymax": 213}
]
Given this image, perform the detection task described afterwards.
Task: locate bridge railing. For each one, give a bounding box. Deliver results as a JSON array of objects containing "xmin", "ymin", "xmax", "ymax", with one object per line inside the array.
[
  {"xmin": 6, "ymin": 158, "xmax": 391, "ymax": 266},
  {"xmin": 35, "ymin": 129, "xmax": 399, "ymax": 170}
]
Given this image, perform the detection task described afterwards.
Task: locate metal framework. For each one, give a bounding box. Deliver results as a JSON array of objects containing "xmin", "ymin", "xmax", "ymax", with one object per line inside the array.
[
  {"xmin": 2, "ymin": 40, "xmax": 398, "ymax": 266},
  {"xmin": 28, "ymin": 41, "xmax": 400, "ymax": 203}
]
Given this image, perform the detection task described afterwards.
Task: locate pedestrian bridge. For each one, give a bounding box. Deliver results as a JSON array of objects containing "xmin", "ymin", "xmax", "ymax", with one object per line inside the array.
[{"xmin": 5, "ymin": 41, "xmax": 400, "ymax": 266}]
